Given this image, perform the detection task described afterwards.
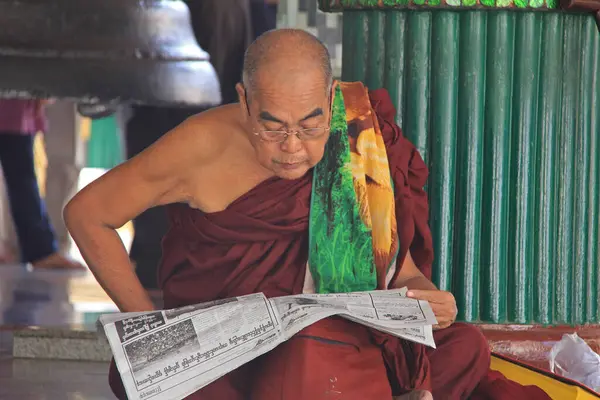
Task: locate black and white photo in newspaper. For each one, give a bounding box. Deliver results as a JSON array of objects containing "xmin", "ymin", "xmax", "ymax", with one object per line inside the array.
[
  {"xmin": 363, "ymin": 290, "xmax": 437, "ymax": 324},
  {"xmin": 103, "ymin": 294, "xmax": 283, "ymax": 400}
]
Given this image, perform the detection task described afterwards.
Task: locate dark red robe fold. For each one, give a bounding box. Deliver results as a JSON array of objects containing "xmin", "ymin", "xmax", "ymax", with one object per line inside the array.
[
  {"xmin": 109, "ymin": 88, "xmax": 550, "ymax": 400},
  {"xmin": 159, "ymin": 173, "xmax": 312, "ymax": 308}
]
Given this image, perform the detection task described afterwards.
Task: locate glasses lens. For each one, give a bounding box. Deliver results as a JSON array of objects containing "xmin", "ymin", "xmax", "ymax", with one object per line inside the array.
[
  {"xmin": 257, "ymin": 128, "xmax": 327, "ymax": 142},
  {"xmin": 260, "ymin": 130, "xmax": 286, "ymax": 142},
  {"xmin": 297, "ymin": 128, "xmax": 325, "ymax": 140}
]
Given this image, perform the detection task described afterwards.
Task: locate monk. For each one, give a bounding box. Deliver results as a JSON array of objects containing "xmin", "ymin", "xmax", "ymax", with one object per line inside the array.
[{"xmin": 64, "ymin": 29, "xmax": 550, "ymax": 400}]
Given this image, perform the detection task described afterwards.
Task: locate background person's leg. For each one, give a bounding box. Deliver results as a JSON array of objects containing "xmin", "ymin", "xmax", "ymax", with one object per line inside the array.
[
  {"xmin": 44, "ymin": 101, "xmax": 84, "ymax": 251},
  {"xmin": 0, "ymin": 170, "xmax": 18, "ymax": 263},
  {"xmin": 0, "ymin": 133, "xmax": 57, "ymax": 264}
]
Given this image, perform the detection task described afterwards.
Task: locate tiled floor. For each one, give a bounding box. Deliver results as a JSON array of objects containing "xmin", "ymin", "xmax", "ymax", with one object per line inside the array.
[
  {"xmin": 0, "ymin": 264, "xmax": 170, "ymax": 399},
  {"xmin": 0, "ymin": 264, "xmax": 118, "ymax": 330},
  {"xmin": 0, "ymin": 264, "xmax": 119, "ymax": 399}
]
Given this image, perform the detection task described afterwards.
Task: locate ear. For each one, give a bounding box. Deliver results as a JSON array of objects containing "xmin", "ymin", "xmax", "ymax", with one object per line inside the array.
[
  {"xmin": 330, "ymin": 79, "xmax": 339, "ymax": 97},
  {"xmin": 328, "ymin": 79, "xmax": 339, "ymax": 113},
  {"xmin": 236, "ymin": 83, "xmax": 249, "ymax": 118}
]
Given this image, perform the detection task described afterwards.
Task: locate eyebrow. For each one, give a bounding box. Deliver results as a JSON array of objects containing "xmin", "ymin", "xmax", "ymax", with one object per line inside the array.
[{"xmin": 258, "ymin": 108, "xmax": 324, "ymax": 125}]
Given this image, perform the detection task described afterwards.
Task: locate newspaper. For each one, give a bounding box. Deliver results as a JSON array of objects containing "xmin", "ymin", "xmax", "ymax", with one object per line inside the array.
[{"xmin": 97, "ymin": 288, "xmax": 437, "ymax": 400}]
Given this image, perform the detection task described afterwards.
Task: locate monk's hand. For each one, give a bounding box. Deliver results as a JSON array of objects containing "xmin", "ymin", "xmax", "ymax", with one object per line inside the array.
[{"xmin": 406, "ymin": 289, "xmax": 457, "ymax": 330}]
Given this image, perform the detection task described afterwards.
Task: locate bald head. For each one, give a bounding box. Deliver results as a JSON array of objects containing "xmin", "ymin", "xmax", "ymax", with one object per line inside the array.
[
  {"xmin": 242, "ymin": 29, "xmax": 333, "ymax": 98},
  {"xmin": 236, "ymin": 30, "xmax": 333, "ymax": 181}
]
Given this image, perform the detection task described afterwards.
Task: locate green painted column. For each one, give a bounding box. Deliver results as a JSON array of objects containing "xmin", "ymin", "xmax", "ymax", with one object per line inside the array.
[{"xmin": 322, "ymin": 0, "xmax": 600, "ymax": 325}]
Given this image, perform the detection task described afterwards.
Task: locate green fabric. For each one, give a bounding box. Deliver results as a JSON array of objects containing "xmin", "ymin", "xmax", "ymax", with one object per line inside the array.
[
  {"xmin": 308, "ymin": 85, "xmax": 377, "ymax": 294},
  {"xmin": 87, "ymin": 116, "xmax": 123, "ymax": 169}
]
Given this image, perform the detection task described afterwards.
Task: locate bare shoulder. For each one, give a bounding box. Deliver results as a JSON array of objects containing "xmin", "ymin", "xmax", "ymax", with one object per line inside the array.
[
  {"xmin": 64, "ymin": 104, "xmax": 245, "ymax": 229},
  {"xmin": 122, "ymin": 104, "xmax": 247, "ymax": 197},
  {"xmin": 149, "ymin": 104, "xmax": 242, "ymax": 168}
]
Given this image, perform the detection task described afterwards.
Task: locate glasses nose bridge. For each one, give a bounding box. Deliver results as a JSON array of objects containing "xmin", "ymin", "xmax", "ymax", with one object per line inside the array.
[
  {"xmin": 280, "ymin": 129, "xmax": 302, "ymax": 143},
  {"xmin": 280, "ymin": 131, "xmax": 304, "ymax": 152}
]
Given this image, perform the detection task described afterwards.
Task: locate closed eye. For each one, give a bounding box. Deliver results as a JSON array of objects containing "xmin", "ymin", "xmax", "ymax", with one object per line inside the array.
[{"xmin": 262, "ymin": 124, "xmax": 285, "ymax": 132}]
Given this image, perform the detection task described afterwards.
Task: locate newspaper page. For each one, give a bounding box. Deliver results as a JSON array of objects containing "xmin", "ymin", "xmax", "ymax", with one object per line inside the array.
[
  {"xmin": 99, "ymin": 288, "xmax": 438, "ymax": 400},
  {"xmin": 100, "ymin": 293, "xmax": 282, "ymax": 400},
  {"xmin": 271, "ymin": 288, "xmax": 437, "ymax": 347}
]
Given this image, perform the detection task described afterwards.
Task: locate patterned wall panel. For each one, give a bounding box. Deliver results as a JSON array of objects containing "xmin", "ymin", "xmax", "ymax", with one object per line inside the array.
[
  {"xmin": 320, "ymin": 0, "xmax": 559, "ymax": 10},
  {"xmin": 340, "ymin": 10, "xmax": 600, "ymax": 325}
]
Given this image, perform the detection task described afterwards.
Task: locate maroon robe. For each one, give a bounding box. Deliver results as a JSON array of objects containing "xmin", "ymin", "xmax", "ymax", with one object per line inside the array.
[{"xmin": 109, "ymin": 89, "xmax": 550, "ymax": 400}]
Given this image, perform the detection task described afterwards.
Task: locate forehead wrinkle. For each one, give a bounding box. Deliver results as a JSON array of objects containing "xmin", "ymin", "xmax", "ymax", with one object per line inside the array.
[{"xmin": 254, "ymin": 90, "xmax": 327, "ymax": 118}]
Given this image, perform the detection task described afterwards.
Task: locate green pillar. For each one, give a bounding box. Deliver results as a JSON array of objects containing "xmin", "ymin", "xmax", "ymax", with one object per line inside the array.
[{"xmin": 321, "ymin": 0, "xmax": 600, "ymax": 325}]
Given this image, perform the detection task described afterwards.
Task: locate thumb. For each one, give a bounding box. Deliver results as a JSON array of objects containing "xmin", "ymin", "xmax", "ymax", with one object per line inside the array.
[{"xmin": 406, "ymin": 290, "xmax": 441, "ymax": 303}]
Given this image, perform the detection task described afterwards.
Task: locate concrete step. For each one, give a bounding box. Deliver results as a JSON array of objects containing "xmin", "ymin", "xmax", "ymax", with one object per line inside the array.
[{"xmin": 12, "ymin": 327, "xmax": 112, "ymax": 362}]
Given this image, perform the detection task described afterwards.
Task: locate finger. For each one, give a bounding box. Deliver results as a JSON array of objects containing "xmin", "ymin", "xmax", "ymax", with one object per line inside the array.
[
  {"xmin": 429, "ymin": 304, "xmax": 449, "ymax": 318},
  {"xmin": 437, "ymin": 317, "xmax": 455, "ymax": 328},
  {"xmin": 430, "ymin": 305, "xmax": 456, "ymax": 318},
  {"xmin": 433, "ymin": 324, "xmax": 450, "ymax": 331},
  {"xmin": 432, "ymin": 318, "xmax": 454, "ymax": 330},
  {"xmin": 431, "ymin": 311, "xmax": 450, "ymax": 323},
  {"xmin": 406, "ymin": 290, "xmax": 448, "ymax": 303},
  {"xmin": 432, "ymin": 304, "xmax": 456, "ymax": 316},
  {"xmin": 406, "ymin": 289, "xmax": 433, "ymax": 299}
]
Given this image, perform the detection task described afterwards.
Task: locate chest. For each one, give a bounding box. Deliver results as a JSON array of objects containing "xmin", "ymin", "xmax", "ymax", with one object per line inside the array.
[{"xmin": 186, "ymin": 158, "xmax": 273, "ymax": 214}]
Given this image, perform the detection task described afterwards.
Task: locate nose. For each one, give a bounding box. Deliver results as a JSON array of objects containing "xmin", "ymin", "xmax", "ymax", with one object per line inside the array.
[{"xmin": 280, "ymin": 133, "xmax": 303, "ymax": 153}]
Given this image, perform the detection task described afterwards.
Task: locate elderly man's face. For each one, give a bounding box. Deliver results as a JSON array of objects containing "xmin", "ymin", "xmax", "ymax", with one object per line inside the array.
[{"xmin": 238, "ymin": 73, "xmax": 332, "ymax": 180}]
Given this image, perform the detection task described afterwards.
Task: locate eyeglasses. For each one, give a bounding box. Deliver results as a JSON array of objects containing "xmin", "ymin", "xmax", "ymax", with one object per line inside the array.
[{"xmin": 253, "ymin": 127, "xmax": 329, "ymax": 143}]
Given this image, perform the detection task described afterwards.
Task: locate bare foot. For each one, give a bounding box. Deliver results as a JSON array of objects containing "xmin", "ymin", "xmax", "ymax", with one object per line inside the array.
[
  {"xmin": 0, "ymin": 242, "xmax": 18, "ymax": 264},
  {"xmin": 394, "ymin": 390, "xmax": 433, "ymax": 400},
  {"xmin": 31, "ymin": 252, "xmax": 85, "ymax": 269}
]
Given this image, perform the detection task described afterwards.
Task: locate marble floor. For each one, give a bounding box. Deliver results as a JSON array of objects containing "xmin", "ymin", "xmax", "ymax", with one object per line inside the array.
[
  {"xmin": 0, "ymin": 264, "xmax": 139, "ymax": 400},
  {"xmin": 0, "ymin": 264, "xmax": 119, "ymax": 330}
]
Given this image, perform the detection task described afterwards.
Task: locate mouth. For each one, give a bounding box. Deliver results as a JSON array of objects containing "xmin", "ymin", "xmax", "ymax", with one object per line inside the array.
[{"xmin": 276, "ymin": 161, "xmax": 305, "ymax": 170}]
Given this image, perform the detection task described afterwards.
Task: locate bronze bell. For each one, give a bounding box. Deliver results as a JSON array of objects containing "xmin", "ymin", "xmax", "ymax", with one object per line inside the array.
[{"xmin": 0, "ymin": 0, "xmax": 221, "ymax": 116}]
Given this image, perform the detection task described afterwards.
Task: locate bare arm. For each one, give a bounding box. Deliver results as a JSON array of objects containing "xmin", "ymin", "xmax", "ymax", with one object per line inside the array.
[
  {"xmin": 64, "ymin": 115, "xmax": 223, "ymax": 312},
  {"xmin": 393, "ymin": 251, "xmax": 457, "ymax": 329},
  {"xmin": 392, "ymin": 250, "xmax": 437, "ymax": 291}
]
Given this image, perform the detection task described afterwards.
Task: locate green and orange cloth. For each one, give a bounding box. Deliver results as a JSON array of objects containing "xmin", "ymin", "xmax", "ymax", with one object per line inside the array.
[{"xmin": 308, "ymin": 81, "xmax": 400, "ymax": 294}]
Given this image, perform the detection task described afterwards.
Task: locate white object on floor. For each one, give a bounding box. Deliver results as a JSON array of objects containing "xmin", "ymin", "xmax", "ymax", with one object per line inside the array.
[
  {"xmin": 67, "ymin": 167, "xmax": 133, "ymax": 266},
  {"xmin": 549, "ymin": 333, "xmax": 600, "ymax": 392}
]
